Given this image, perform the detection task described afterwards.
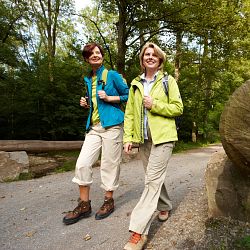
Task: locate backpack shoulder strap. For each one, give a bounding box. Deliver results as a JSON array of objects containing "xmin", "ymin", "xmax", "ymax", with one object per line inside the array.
[
  {"xmin": 162, "ymin": 73, "xmax": 168, "ymax": 96},
  {"xmin": 162, "ymin": 74, "xmax": 181, "ymax": 130},
  {"xmin": 101, "ymin": 68, "xmax": 109, "ymax": 85}
]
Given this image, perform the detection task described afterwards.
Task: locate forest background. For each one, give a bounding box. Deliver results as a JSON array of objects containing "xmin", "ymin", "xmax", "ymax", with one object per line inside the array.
[{"xmin": 1, "ymin": 0, "xmax": 250, "ymax": 143}]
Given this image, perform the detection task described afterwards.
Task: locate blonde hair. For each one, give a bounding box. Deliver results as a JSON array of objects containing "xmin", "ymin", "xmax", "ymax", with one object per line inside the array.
[{"xmin": 139, "ymin": 42, "xmax": 166, "ymax": 72}]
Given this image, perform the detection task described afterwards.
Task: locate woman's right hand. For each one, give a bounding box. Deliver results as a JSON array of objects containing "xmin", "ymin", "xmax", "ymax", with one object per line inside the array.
[
  {"xmin": 80, "ymin": 97, "xmax": 90, "ymax": 108},
  {"xmin": 124, "ymin": 142, "xmax": 133, "ymax": 154}
]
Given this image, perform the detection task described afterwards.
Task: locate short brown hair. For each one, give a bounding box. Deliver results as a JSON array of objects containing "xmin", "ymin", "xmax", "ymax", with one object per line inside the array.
[
  {"xmin": 139, "ymin": 42, "xmax": 166, "ymax": 72},
  {"xmin": 82, "ymin": 43, "xmax": 105, "ymax": 61}
]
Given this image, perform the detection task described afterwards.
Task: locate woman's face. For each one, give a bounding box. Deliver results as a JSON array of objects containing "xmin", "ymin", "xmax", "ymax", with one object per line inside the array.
[
  {"xmin": 87, "ymin": 46, "xmax": 104, "ymax": 68},
  {"xmin": 142, "ymin": 47, "xmax": 160, "ymax": 71}
]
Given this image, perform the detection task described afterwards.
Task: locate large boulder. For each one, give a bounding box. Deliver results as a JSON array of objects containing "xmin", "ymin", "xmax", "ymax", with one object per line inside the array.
[
  {"xmin": 219, "ymin": 80, "xmax": 250, "ymax": 175},
  {"xmin": 205, "ymin": 150, "xmax": 250, "ymax": 222},
  {"xmin": 0, "ymin": 151, "xmax": 29, "ymax": 182}
]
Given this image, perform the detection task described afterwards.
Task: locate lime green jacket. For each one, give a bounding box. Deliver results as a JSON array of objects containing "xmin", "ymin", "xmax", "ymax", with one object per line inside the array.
[{"xmin": 123, "ymin": 71, "xmax": 183, "ymax": 145}]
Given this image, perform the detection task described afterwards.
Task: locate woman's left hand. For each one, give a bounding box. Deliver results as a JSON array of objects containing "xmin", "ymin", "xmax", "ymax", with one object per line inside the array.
[
  {"xmin": 143, "ymin": 95, "xmax": 153, "ymax": 110},
  {"xmin": 98, "ymin": 90, "xmax": 109, "ymax": 102}
]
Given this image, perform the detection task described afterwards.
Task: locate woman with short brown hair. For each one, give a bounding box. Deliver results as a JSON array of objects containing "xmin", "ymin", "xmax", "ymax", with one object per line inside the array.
[{"xmin": 63, "ymin": 43, "xmax": 129, "ymax": 225}]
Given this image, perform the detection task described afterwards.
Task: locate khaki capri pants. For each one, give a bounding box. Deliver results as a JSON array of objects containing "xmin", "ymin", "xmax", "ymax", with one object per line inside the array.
[{"xmin": 72, "ymin": 123, "xmax": 123, "ymax": 191}]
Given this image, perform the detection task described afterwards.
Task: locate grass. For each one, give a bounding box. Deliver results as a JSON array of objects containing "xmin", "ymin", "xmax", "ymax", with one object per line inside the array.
[
  {"xmin": 4, "ymin": 172, "xmax": 35, "ymax": 182},
  {"xmin": 235, "ymin": 235, "xmax": 250, "ymax": 249},
  {"xmin": 18, "ymin": 172, "xmax": 35, "ymax": 181},
  {"xmin": 204, "ymin": 217, "xmax": 250, "ymax": 250},
  {"xmin": 55, "ymin": 159, "xmax": 77, "ymax": 173},
  {"xmin": 173, "ymin": 140, "xmax": 213, "ymax": 154},
  {"xmin": 48, "ymin": 150, "xmax": 79, "ymax": 173}
]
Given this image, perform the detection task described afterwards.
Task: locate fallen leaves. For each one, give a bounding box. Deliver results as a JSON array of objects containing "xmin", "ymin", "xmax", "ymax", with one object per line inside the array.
[
  {"xmin": 25, "ymin": 231, "xmax": 37, "ymax": 237},
  {"xmin": 83, "ymin": 234, "xmax": 91, "ymax": 241}
]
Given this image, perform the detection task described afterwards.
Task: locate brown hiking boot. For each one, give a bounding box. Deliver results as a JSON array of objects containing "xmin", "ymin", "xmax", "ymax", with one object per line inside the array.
[
  {"xmin": 95, "ymin": 196, "xmax": 114, "ymax": 220},
  {"xmin": 63, "ymin": 200, "xmax": 91, "ymax": 225}
]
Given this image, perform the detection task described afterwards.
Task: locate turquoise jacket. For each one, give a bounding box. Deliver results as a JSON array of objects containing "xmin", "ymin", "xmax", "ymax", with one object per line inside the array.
[
  {"xmin": 84, "ymin": 65, "xmax": 129, "ymax": 130},
  {"xmin": 123, "ymin": 71, "xmax": 183, "ymax": 145}
]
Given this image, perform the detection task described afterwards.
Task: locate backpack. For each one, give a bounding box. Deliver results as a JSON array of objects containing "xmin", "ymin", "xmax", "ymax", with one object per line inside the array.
[
  {"xmin": 100, "ymin": 68, "xmax": 127, "ymax": 112},
  {"xmin": 162, "ymin": 74, "xmax": 182, "ymax": 130}
]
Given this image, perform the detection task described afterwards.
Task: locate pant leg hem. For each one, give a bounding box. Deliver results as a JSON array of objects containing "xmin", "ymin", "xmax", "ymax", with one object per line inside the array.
[
  {"xmin": 72, "ymin": 177, "xmax": 92, "ymax": 186},
  {"xmin": 129, "ymin": 225, "xmax": 145, "ymax": 235},
  {"xmin": 100, "ymin": 184, "xmax": 119, "ymax": 191},
  {"xmin": 157, "ymin": 206, "xmax": 173, "ymax": 211}
]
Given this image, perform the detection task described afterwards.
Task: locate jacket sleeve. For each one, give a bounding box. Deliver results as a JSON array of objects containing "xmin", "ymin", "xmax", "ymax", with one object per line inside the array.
[
  {"xmin": 111, "ymin": 71, "xmax": 129, "ymax": 103},
  {"xmin": 123, "ymin": 86, "xmax": 135, "ymax": 143},
  {"xmin": 150, "ymin": 75, "xmax": 183, "ymax": 117}
]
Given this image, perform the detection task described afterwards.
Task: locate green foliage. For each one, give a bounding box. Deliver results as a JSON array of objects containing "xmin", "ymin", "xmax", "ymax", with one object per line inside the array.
[
  {"xmin": 0, "ymin": 0, "xmax": 250, "ymax": 141},
  {"xmin": 18, "ymin": 172, "xmax": 35, "ymax": 181},
  {"xmin": 205, "ymin": 217, "xmax": 250, "ymax": 250},
  {"xmin": 0, "ymin": 0, "xmax": 88, "ymax": 140},
  {"xmin": 55, "ymin": 159, "xmax": 76, "ymax": 173},
  {"xmin": 235, "ymin": 236, "xmax": 250, "ymax": 249},
  {"xmin": 173, "ymin": 141, "xmax": 208, "ymax": 153}
]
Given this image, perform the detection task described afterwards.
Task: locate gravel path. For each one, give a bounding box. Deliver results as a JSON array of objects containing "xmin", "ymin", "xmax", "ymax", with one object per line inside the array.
[{"xmin": 0, "ymin": 144, "xmax": 249, "ymax": 250}]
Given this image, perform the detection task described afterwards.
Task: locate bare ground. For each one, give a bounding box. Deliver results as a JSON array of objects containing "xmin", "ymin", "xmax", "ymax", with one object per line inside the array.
[
  {"xmin": 148, "ymin": 186, "xmax": 250, "ymax": 250},
  {"xmin": 0, "ymin": 144, "xmax": 249, "ymax": 250}
]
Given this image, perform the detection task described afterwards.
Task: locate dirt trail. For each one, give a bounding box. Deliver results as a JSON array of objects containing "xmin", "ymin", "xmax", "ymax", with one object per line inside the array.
[{"xmin": 0, "ymin": 145, "xmax": 223, "ymax": 250}]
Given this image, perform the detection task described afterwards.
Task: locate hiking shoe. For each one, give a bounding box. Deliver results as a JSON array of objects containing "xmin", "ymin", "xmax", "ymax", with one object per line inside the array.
[
  {"xmin": 95, "ymin": 196, "xmax": 114, "ymax": 220},
  {"xmin": 63, "ymin": 200, "xmax": 91, "ymax": 225},
  {"xmin": 124, "ymin": 232, "xmax": 147, "ymax": 250},
  {"xmin": 158, "ymin": 210, "xmax": 171, "ymax": 222}
]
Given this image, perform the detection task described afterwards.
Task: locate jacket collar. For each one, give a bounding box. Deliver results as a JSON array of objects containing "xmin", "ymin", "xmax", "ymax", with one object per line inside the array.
[
  {"xmin": 95, "ymin": 65, "xmax": 105, "ymax": 76},
  {"xmin": 84, "ymin": 65, "xmax": 105, "ymax": 83},
  {"xmin": 133, "ymin": 71, "xmax": 164, "ymax": 85},
  {"xmin": 140, "ymin": 71, "xmax": 159, "ymax": 82}
]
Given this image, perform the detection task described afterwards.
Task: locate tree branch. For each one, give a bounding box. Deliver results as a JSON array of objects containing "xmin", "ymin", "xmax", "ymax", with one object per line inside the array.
[{"xmin": 74, "ymin": 13, "xmax": 114, "ymax": 69}]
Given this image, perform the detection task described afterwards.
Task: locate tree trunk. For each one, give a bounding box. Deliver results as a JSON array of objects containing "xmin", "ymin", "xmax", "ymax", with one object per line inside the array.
[
  {"xmin": 37, "ymin": 0, "xmax": 60, "ymax": 83},
  {"xmin": 174, "ymin": 30, "xmax": 182, "ymax": 82},
  {"xmin": 47, "ymin": 0, "xmax": 54, "ymax": 82},
  {"xmin": 116, "ymin": 0, "xmax": 127, "ymax": 75},
  {"xmin": 192, "ymin": 122, "xmax": 197, "ymax": 142},
  {"xmin": 219, "ymin": 80, "xmax": 250, "ymax": 175},
  {"xmin": 0, "ymin": 140, "xmax": 83, "ymax": 153}
]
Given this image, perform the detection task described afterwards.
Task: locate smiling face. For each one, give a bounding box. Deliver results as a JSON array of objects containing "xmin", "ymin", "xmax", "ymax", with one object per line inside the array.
[
  {"xmin": 142, "ymin": 47, "xmax": 160, "ymax": 72},
  {"xmin": 87, "ymin": 46, "xmax": 104, "ymax": 69},
  {"xmin": 139, "ymin": 43, "xmax": 166, "ymax": 73}
]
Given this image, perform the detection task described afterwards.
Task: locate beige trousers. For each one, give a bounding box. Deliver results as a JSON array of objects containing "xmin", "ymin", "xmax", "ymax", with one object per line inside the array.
[
  {"xmin": 72, "ymin": 123, "xmax": 123, "ymax": 191},
  {"xmin": 129, "ymin": 138, "xmax": 174, "ymax": 235}
]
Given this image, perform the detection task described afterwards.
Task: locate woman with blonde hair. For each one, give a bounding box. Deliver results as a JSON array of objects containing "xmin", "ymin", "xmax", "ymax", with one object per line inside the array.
[{"xmin": 123, "ymin": 42, "xmax": 183, "ymax": 250}]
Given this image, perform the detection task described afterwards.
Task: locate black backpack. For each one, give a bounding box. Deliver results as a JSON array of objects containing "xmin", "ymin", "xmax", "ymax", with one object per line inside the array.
[{"xmin": 162, "ymin": 74, "xmax": 182, "ymax": 130}]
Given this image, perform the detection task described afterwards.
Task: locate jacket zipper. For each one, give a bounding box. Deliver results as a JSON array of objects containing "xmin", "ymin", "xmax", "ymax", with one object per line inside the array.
[{"xmin": 140, "ymin": 100, "xmax": 144, "ymax": 143}]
